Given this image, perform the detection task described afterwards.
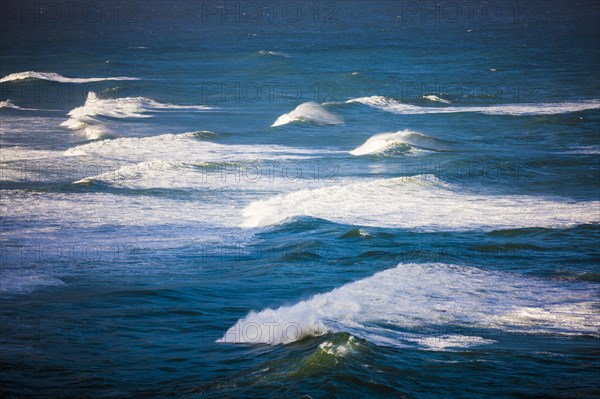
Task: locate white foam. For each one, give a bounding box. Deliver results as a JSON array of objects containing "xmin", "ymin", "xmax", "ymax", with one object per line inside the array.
[
  {"xmin": 422, "ymin": 94, "xmax": 451, "ymax": 104},
  {"xmin": 350, "ymin": 130, "xmax": 448, "ymax": 156},
  {"xmin": 272, "ymin": 102, "xmax": 344, "ymax": 127},
  {"xmin": 0, "ymin": 71, "xmax": 140, "ymax": 84},
  {"xmin": 348, "ymin": 96, "xmax": 600, "ymax": 115},
  {"xmin": 61, "ymin": 92, "xmax": 212, "ymax": 139},
  {"xmin": 411, "ymin": 335, "xmax": 496, "ymax": 351},
  {"xmin": 218, "ymin": 263, "xmax": 599, "ymax": 347},
  {"xmin": 241, "ymin": 175, "xmax": 599, "ymax": 230}
]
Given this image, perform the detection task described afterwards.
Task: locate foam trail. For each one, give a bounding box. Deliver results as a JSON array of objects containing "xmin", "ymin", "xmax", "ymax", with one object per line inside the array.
[
  {"xmin": 348, "ymin": 96, "xmax": 600, "ymax": 115},
  {"xmin": 272, "ymin": 102, "xmax": 344, "ymax": 127},
  {"xmin": 218, "ymin": 263, "xmax": 599, "ymax": 346},
  {"xmin": 241, "ymin": 176, "xmax": 599, "ymax": 230},
  {"xmin": 0, "ymin": 71, "xmax": 140, "ymax": 84},
  {"xmin": 61, "ymin": 92, "xmax": 212, "ymax": 139},
  {"xmin": 350, "ymin": 130, "xmax": 449, "ymax": 156}
]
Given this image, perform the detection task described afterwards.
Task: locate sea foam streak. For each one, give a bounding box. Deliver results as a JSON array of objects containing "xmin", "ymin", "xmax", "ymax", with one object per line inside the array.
[
  {"xmin": 61, "ymin": 92, "xmax": 212, "ymax": 139},
  {"xmin": 218, "ymin": 263, "xmax": 599, "ymax": 347},
  {"xmin": 272, "ymin": 102, "xmax": 344, "ymax": 127},
  {"xmin": 0, "ymin": 71, "xmax": 140, "ymax": 84},
  {"xmin": 241, "ymin": 175, "xmax": 599, "ymax": 230},
  {"xmin": 350, "ymin": 130, "xmax": 449, "ymax": 155},
  {"xmin": 348, "ymin": 96, "xmax": 600, "ymax": 115}
]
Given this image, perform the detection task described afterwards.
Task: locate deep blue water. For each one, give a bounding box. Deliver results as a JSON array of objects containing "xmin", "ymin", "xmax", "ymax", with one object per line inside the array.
[{"xmin": 1, "ymin": 1, "xmax": 599, "ymax": 398}]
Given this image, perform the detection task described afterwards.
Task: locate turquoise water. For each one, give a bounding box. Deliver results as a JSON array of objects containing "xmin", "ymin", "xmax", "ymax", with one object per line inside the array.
[{"xmin": 1, "ymin": 1, "xmax": 599, "ymax": 397}]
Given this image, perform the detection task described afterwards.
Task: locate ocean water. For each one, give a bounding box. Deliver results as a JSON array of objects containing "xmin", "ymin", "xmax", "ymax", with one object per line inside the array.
[{"xmin": 1, "ymin": 1, "xmax": 599, "ymax": 398}]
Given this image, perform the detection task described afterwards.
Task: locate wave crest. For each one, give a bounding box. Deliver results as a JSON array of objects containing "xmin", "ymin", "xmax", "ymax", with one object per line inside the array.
[
  {"xmin": 218, "ymin": 263, "xmax": 599, "ymax": 347},
  {"xmin": 422, "ymin": 94, "xmax": 451, "ymax": 103},
  {"xmin": 350, "ymin": 130, "xmax": 449, "ymax": 156}
]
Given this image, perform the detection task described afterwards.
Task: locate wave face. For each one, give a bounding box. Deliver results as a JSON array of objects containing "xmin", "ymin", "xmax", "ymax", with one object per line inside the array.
[
  {"xmin": 348, "ymin": 96, "xmax": 600, "ymax": 115},
  {"xmin": 61, "ymin": 92, "xmax": 212, "ymax": 139},
  {"xmin": 241, "ymin": 176, "xmax": 599, "ymax": 230},
  {"xmin": 272, "ymin": 102, "xmax": 344, "ymax": 127},
  {"xmin": 0, "ymin": 71, "xmax": 140, "ymax": 84},
  {"xmin": 218, "ymin": 263, "xmax": 599, "ymax": 347},
  {"xmin": 350, "ymin": 130, "xmax": 449, "ymax": 156}
]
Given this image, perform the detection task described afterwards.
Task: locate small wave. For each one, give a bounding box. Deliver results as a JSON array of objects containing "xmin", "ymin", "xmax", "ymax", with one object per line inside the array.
[
  {"xmin": 350, "ymin": 130, "xmax": 449, "ymax": 156},
  {"xmin": 272, "ymin": 102, "xmax": 344, "ymax": 127},
  {"xmin": 240, "ymin": 175, "xmax": 599, "ymax": 230},
  {"xmin": 341, "ymin": 228, "xmax": 373, "ymax": 238},
  {"xmin": 0, "ymin": 99, "xmax": 38, "ymax": 111},
  {"xmin": 0, "ymin": 274, "xmax": 64, "ymax": 294},
  {"xmin": 348, "ymin": 95, "xmax": 600, "ymax": 116},
  {"xmin": 61, "ymin": 92, "xmax": 212, "ymax": 139},
  {"xmin": 422, "ymin": 94, "xmax": 451, "ymax": 104},
  {"xmin": 217, "ymin": 263, "xmax": 599, "ymax": 347},
  {"xmin": 258, "ymin": 50, "xmax": 290, "ymax": 58},
  {"xmin": 0, "ymin": 71, "xmax": 140, "ymax": 84},
  {"xmin": 0, "ymin": 99, "xmax": 59, "ymax": 112}
]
